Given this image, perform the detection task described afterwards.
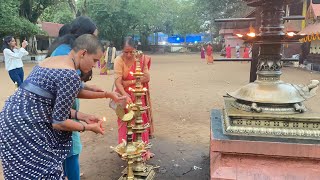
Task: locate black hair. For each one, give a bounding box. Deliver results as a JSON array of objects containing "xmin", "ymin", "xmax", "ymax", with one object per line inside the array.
[
  {"xmin": 46, "ymin": 16, "xmax": 97, "ymax": 57},
  {"xmin": 72, "ymin": 34, "xmax": 102, "ymax": 54},
  {"xmin": 123, "ymin": 36, "xmax": 135, "ymax": 49},
  {"xmin": 59, "ymin": 23, "xmax": 71, "ymax": 37},
  {"xmin": 70, "ymin": 16, "xmax": 97, "ymax": 38},
  {"xmin": 1, "ymin": 36, "xmax": 14, "ymax": 52}
]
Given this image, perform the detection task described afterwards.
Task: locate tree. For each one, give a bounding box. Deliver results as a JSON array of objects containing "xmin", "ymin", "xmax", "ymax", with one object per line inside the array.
[
  {"xmin": 0, "ymin": 0, "xmax": 40, "ymax": 37},
  {"xmin": 173, "ymin": 1, "xmax": 203, "ymax": 43},
  {"xmin": 19, "ymin": 0, "xmax": 62, "ymax": 23},
  {"xmin": 85, "ymin": 0, "xmax": 134, "ymax": 47},
  {"xmin": 40, "ymin": 1, "xmax": 74, "ymax": 24},
  {"xmin": 18, "ymin": 0, "xmax": 65, "ymax": 53},
  {"xmin": 81, "ymin": 0, "xmax": 207, "ymax": 47},
  {"xmin": 126, "ymin": 0, "xmax": 179, "ymax": 45},
  {"xmin": 195, "ymin": 0, "xmax": 248, "ymax": 39}
]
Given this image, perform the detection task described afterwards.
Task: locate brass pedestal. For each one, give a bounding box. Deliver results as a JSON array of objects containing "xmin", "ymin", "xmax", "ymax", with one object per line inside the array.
[
  {"xmin": 118, "ymin": 165, "xmax": 155, "ymax": 180},
  {"xmin": 223, "ymin": 96, "xmax": 320, "ymax": 139}
]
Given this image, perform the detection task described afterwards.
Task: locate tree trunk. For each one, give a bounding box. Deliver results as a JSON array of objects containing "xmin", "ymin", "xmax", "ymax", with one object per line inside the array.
[
  {"xmin": 67, "ymin": 0, "xmax": 77, "ymax": 17},
  {"xmin": 28, "ymin": 36, "xmax": 38, "ymax": 55}
]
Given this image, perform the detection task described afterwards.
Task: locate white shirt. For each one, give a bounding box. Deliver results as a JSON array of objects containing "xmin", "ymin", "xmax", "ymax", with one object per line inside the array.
[
  {"xmin": 3, "ymin": 48, "xmax": 29, "ymax": 71},
  {"xmin": 236, "ymin": 45, "xmax": 240, "ymax": 52}
]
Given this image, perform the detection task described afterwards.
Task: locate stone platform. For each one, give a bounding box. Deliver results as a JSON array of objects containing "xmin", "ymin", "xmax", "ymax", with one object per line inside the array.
[{"xmin": 210, "ymin": 109, "xmax": 320, "ymax": 180}]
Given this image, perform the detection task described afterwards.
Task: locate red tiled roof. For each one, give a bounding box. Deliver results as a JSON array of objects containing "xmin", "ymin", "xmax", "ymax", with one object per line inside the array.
[
  {"xmin": 311, "ymin": 2, "xmax": 320, "ymax": 17},
  {"xmin": 299, "ymin": 23, "xmax": 320, "ymax": 35},
  {"xmin": 41, "ymin": 22, "xmax": 64, "ymax": 37}
]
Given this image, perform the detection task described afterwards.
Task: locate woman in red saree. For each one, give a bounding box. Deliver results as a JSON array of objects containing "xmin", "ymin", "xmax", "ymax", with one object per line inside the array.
[
  {"xmin": 226, "ymin": 44, "xmax": 232, "ymax": 58},
  {"xmin": 206, "ymin": 43, "xmax": 213, "ymax": 64},
  {"xmin": 243, "ymin": 46, "xmax": 250, "ymax": 58},
  {"xmin": 114, "ymin": 37, "xmax": 154, "ymax": 159}
]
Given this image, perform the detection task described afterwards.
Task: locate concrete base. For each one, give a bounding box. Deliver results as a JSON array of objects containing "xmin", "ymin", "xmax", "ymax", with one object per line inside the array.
[{"xmin": 210, "ymin": 109, "xmax": 320, "ymax": 180}]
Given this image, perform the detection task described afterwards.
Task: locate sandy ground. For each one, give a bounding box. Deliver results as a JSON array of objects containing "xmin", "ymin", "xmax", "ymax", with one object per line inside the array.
[{"xmin": 0, "ymin": 54, "xmax": 320, "ymax": 180}]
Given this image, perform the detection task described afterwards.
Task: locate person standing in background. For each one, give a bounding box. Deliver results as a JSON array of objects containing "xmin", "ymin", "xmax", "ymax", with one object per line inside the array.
[
  {"xmin": 2, "ymin": 36, "xmax": 29, "ymax": 87},
  {"xmin": 206, "ymin": 43, "xmax": 213, "ymax": 64},
  {"xmin": 235, "ymin": 43, "xmax": 240, "ymax": 58},
  {"xmin": 200, "ymin": 45, "xmax": 205, "ymax": 60},
  {"xmin": 226, "ymin": 44, "xmax": 232, "ymax": 58},
  {"xmin": 103, "ymin": 41, "xmax": 116, "ymax": 75}
]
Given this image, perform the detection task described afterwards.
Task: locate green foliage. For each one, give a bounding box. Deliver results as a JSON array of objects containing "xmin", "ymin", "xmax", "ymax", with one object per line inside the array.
[
  {"xmin": 84, "ymin": 0, "xmax": 203, "ymax": 46},
  {"xmin": 197, "ymin": 0, "xmax": 247, "ymax": 19},
  {"xmin": 40, "ymin": 1, "xmax": 74, "ymax": 24},
  {"xmin": 195, "ymin": 0, "xmax": 248, "ymax": 37},
  {"xmin": 85, "ymin": 0, "xmax": 134, "ymax": 47},
  {"xmin": 19, "ymin": 0, "xmax": 62, "ymax": 23},
  {"xmin": 173, "ymin": 0, "xmax": 203, "ymax": 39},
  {"xmin": 2, "ymin": 0, "xmax": 247, "ymax": 46},
  {"xmin": 0, "ymin": 0, "xmax": 40, "ymax": 37}
]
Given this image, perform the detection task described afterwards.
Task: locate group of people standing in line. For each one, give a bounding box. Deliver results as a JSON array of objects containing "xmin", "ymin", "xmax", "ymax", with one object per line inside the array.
[
  {"xmin": 201, "ymin": 43, "xmax": 252, "ymax": 62},
  {"xmin": 0, "ymin": 16, "xmax": 154, "ymax": 180}
]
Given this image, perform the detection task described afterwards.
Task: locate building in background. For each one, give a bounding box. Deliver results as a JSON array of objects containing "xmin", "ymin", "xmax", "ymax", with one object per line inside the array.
[
  {"xmin": 37, "ymin": 22, "xmax": 64, "ymax": 53},
  {"xmin": 299, "ymin": 1, "xmax": 320, "ymax": 70}
]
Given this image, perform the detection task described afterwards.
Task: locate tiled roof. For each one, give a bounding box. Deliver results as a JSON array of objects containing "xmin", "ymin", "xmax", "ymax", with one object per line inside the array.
[
  {"xmin": 40, "ymin": 22, "xmax": 64, "ymax": 37},
  {"xmin": 311, "ymin": 2, "xmax": 320, "ymax": 17},
  {"xmin": 299, "ymin": 23, "xmax": 320, "ymax": 35}
]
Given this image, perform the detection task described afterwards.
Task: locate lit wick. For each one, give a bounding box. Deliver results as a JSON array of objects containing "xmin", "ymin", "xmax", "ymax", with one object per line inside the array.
[
  {"xmin": 247, "ymin": 32, "xmax": 256, "ymax": 37},
  {"xmin": 287, "ymin": 32, "xmax": 295, "ymax": 37},
  {"xmin": 103, "ymin": 117, "xmax": 107, "ymax": 122}
]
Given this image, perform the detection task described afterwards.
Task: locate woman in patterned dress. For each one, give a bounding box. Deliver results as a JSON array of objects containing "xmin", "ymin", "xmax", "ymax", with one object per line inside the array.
[{"xmin": 0, "ymin": 34, "xmax": 105, "ymax": 179}]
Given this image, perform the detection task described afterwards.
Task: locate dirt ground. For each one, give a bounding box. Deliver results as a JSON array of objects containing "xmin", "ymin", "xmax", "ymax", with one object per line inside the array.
[{"xmin": 1, "ymin": 54, "xmax": 320, "ymax": 180}]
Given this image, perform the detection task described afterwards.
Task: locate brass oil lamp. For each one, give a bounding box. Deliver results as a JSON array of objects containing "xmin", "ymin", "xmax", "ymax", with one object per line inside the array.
[{"xmin": 112, "ymin": 50, "xmax": 155, "ymax": 180}]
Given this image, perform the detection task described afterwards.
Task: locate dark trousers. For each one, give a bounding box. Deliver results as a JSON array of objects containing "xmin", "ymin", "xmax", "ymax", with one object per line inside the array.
[{"xmin": 8, "ymin": 67, "xmax": 24, "ymax": 87}]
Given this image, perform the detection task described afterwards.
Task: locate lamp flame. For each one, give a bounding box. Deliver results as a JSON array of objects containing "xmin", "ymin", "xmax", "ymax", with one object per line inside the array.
[
  {"xmin": 143, "ymin": 87, "xmax": 148, "ymax": 91},
  {"xmin": 128, "ymin": 87, "xmax": 135, "ymax": 92},
  {"xmin": 247, "ymin": 32, "xmax": 256, "ymax": 37},
  {"xmin": 287, "ymin": 32, "xmax": 296, "ymax": 37},
  {"xmin": 103, "ymin": 117, "xmax": 107, "ymax": 122},
  {"xmin": 129, "ymin": 71, "xmax": 134, "ymax": 75},
  {"xmin": 236, "ymin": 34, "xmax": 243, "ymax": 38}
]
